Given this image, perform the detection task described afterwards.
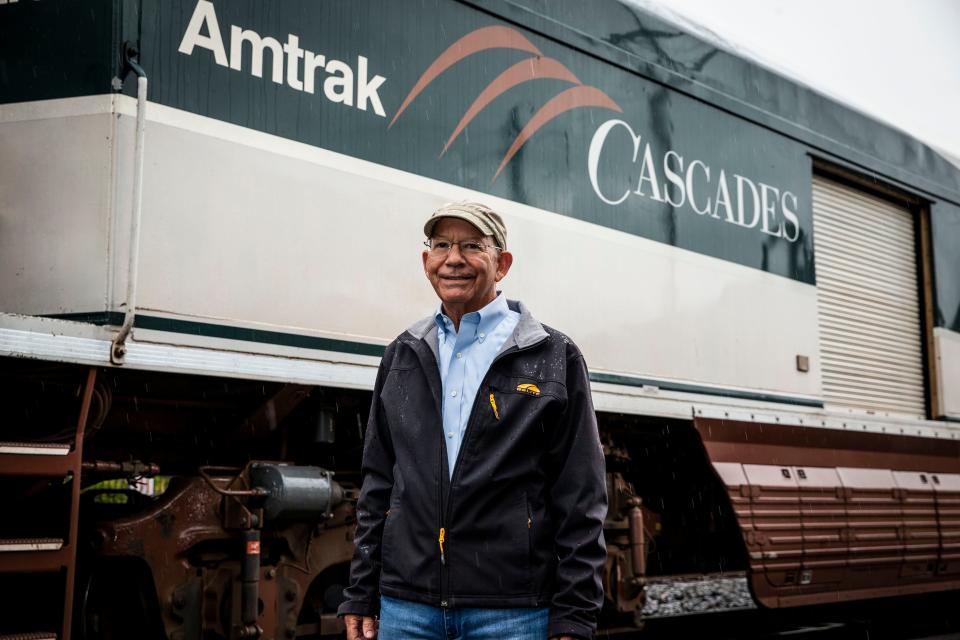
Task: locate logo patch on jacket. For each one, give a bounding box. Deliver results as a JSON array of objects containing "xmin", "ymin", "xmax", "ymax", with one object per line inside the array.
[{"xmin": 516, "ymin": 383, "xmax": 541, "ymax": 396}]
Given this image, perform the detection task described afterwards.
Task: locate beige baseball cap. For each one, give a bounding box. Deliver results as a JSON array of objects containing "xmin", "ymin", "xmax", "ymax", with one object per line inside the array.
[{"xmin": 423, "ymin": 201, "xmax": 507, "ymax": 250}]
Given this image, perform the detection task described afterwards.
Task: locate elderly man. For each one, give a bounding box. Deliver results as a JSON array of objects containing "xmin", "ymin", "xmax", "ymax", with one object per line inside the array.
[{"xmin": 338, "ymin": 201, "xmax": 607, "ymax": 640}]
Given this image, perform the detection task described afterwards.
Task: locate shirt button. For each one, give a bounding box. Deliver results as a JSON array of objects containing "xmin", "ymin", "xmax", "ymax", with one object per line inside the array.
[
  {"xmin": 479, "ymin": 332, "xmax": 485, "ymax": 338},
  {"xmin": 447, "ymin": 431, "xmax": 454, "ymax": 438},
  {"xmin": 456, "ymin": 352, "xmax": 462, "ymax": 359},
  {"xmin": 450, "ymin": 390, "xmax": 457, "ymax": 397}
]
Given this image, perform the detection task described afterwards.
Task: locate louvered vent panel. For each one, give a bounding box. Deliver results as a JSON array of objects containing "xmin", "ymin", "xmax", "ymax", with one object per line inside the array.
[{"xmin": 812, "ymin": 177, "xmax": 925, "ymax": 416}]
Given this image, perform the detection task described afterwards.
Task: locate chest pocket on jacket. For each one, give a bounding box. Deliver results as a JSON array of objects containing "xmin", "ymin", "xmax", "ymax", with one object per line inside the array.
[
  {"xmin": 464, "ymin": 382, "xmax": 557, "ymax": 461},
  {"xmin": 486, "ymin": 375, "xmax": 563, "ymax": 421},
  {"xmin": 487, "ymin": 385, "xmax": 548, "ymax": 422}
]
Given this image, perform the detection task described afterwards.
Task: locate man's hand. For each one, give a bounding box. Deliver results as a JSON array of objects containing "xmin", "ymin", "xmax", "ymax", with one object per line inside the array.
[{"xmin": 344, "ymin": 614, "xmax": 378, "ymax": 640}]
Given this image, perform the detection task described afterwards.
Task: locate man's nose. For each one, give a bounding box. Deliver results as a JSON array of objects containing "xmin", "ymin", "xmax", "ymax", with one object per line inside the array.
[{"xmin": 444, "ymin": 243, "xmax": 466, "ymax": 265}]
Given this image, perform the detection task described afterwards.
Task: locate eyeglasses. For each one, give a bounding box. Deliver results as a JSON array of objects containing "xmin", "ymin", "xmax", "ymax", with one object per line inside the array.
[{"xmin": 424, "ymin": 238, "xmax": 501, "ymax": 256}]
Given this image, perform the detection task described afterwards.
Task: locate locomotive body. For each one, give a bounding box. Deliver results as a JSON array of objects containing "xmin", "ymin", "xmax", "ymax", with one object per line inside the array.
[{"xmin": 1, "ymin": 0, "xmax": 959, "ymax": 638}]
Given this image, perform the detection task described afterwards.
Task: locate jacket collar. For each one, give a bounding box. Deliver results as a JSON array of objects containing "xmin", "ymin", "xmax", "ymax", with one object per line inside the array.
[{"xmin": 406, "ymin": 298, "xmax": 548, "ymax": 357}]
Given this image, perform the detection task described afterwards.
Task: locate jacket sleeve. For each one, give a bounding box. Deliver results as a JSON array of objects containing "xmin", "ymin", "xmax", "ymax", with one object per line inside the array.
[
  {"xmin": 546, "ymin": 348, "xmax": 608, "ymax": 639},
  {"xmin": 337, "ymin": 343, "xmax": 397, "ymax": 618}
]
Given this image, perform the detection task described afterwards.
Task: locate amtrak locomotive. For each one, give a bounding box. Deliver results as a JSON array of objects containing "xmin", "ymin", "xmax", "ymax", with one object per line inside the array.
[{"xmin": 1, "ymin": 0, "xmax": 959, "ymax": 638}]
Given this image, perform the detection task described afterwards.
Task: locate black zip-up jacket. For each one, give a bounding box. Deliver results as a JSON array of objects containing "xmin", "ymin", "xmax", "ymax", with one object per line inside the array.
[{"xmin": 338, "ymin": 300, "xmax": 607, "ymax": 639}]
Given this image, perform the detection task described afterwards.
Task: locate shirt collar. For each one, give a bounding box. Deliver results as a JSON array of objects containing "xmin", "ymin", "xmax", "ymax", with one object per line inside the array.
[{"xmin": 435, "ymin": 292, "xmax": 510, "ymax": 343}]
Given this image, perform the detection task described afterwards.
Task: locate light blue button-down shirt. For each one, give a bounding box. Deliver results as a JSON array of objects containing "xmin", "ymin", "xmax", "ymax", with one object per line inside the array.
[{"xmin": 436, "ymin": 293, "xmax": 520, "ymax": 478}]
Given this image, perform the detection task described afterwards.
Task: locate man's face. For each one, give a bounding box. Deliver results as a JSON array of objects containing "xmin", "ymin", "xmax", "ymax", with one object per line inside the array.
[{"xmin": 422, "ymin": 217, "xmax": 513, "ymax": 313}]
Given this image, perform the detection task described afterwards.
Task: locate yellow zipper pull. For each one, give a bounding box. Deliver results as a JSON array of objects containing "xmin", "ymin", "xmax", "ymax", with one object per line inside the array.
[
  {"xmin": 439, "ymin": 527, "xmax": 446, "ymax": 565},
  {"xmin": 489, "ymin": 393, "xmax": 500, "ymax": 420}
]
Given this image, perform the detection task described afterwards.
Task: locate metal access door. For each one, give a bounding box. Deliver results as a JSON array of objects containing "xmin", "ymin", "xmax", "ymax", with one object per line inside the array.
[{"xmin": 812, "ymin": 176, "xmax": 925, "ymax": 417}]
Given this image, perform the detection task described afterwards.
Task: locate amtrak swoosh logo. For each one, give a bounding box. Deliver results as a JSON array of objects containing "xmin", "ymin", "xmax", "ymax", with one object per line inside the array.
[{"xmin": 389, "ymin": 25, "xmax": 623, "ymax": 182}]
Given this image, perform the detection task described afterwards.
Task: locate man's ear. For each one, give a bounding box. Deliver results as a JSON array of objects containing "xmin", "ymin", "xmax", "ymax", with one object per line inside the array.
[
  {"xmin": 422, "ymin": 249, "xmax": 430, "ymax": 272},
  {"xmin": 495, "ymin": 251, "xmax": 513, "ymax": 282}
]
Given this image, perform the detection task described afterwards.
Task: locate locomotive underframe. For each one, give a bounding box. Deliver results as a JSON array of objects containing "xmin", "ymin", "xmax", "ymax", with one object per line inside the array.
[
  {"xmin": 2, "ymin": 357, "xmax": 748, "ymax": 638},
  {"xmin": 7, "ymin": 357, "xmax": 958, "ymax": 639}
]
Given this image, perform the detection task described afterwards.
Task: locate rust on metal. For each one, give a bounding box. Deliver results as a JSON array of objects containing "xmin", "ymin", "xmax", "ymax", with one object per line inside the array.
[
  {"xmin": 198, "ymin": 465, "xmax": 269, "ymax": 498},
  {"xmin": 94, "ymin": 473, "xmax": 356, "ymax": 639},
  {"xmin": 602, "ymin": 471, "xmax": 652, "ymax": 619},
  {"xmin": 628, "ymin": 504, "xmax": 647, "ymax": 578}
]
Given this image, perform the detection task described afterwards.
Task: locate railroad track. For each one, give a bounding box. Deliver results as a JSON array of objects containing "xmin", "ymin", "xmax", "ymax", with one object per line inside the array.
[
  {"xmin": 602, "ymin": 614, "xmax": 960, "ymax": 639},
  {"xmin": 597, "ymin": 580, "xmax": 960, "ymax": 639}
]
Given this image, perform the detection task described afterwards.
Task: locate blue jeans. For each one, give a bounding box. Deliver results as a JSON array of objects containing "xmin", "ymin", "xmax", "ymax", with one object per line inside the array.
[{"xmin": 379, "ymin": 595, "xmax": 549, "ymax": 640}]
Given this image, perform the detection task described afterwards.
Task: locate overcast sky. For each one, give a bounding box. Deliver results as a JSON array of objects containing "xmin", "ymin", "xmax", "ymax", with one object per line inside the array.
[{"xmin": 639, "ymin": 0, "xmax": 960, "ymax": 165}]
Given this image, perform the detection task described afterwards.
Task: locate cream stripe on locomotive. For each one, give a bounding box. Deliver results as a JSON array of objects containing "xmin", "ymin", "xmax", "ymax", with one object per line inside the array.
[{"xmin": 812, "ymin": 176, "xmax": 925, "ymax": 417}]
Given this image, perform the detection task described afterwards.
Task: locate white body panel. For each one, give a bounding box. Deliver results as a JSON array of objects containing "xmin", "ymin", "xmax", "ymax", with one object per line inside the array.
[
  {"xmin": 2, "ymin": 96, "xmax": 958, "ymax": 427},
  {"xmin": 935, "ymin": 327, "xmax": 960, "ymax": 419},
  {"xmin": 0, "ymin": 98, "xmax": 117, "ymax": 314},
  {"xmin": 1, "ymin": 95, "xmax": 820, "ymax": 404}
]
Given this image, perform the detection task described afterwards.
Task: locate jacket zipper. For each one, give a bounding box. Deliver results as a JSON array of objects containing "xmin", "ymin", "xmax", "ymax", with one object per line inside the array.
[
  {"xmin": 439, "ymin": 527, "xmax": 446, "ymax": 565},
  {"xmin": 489, "ymin": 392, "xmax": 500, "ymax": 420},
  {"xmin": 439, "ymin": 337, "xmax": 548, "ymax": 605},
  {"xmin": 526, "ymin": 497, "xmax": 533, "ymax": 571},
  {"xmin": 437, "ymin": 427, "xmax": 447, "ymax": 605},
  {"xmin": 438, "ymin": 447, "xmax": 445, "ymax": 567}
]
